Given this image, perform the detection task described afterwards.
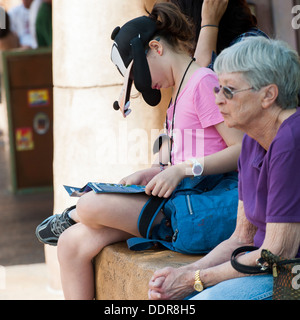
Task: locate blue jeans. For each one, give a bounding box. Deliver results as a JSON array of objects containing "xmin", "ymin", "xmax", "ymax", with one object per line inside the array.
[{"xmin": 188, "ymin": 275, "xmax": 273, "ymax": 300}]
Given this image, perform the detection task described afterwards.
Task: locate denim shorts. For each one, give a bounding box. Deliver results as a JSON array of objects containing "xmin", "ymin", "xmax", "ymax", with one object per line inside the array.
[{"xmin": 188, "ymin": 275, "xmax": 273, "ymax": 300}]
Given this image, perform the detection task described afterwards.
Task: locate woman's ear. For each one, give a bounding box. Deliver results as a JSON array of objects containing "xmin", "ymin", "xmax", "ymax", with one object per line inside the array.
[
  {"xmin": 261, "ymin": 84, "xmax": 278, "ymax": 109},
  {"xmin": 148, "ymin": 39, "xmax": 163, "ymax": 56}
]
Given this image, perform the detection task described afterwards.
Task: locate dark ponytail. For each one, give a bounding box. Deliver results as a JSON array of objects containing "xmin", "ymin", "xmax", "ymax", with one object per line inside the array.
[{"xmin": 147, "ymin": 3, "xmax": 195, "ymax": 55}]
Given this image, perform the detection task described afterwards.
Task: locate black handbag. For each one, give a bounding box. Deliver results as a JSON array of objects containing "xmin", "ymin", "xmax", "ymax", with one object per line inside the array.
[{"xmin": 231, "ymin": 246, "xmax": 300, "ymax": 300}]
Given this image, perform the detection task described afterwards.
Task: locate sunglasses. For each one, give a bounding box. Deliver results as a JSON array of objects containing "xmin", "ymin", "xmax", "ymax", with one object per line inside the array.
[{"xmin": 213, "ymin": 86, "xmax": 253, "ymax": 100}]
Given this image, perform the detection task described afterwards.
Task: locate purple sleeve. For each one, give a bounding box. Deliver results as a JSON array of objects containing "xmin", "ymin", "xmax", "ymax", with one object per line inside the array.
[{"xmin": 266, "ymin": 150, "xmax": 300, "ymax": 223}]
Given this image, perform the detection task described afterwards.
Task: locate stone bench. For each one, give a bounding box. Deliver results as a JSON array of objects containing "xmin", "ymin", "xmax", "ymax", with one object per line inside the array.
[{"xmin": 94, "ymin": 242, "xmax": 203, "ymax": 300}]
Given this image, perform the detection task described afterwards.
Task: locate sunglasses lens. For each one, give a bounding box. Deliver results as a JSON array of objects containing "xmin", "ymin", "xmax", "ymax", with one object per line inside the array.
[
  {"xmin": 214, "ymin": 86, "xmax": 235, "ymax": 99},
  {"xmin": 214, "ymin": 87, "xmax": 220, "ymax": 95},
  {"xmin": 223, "ymin": 87, "xmax": 233, "ymax": 99}
]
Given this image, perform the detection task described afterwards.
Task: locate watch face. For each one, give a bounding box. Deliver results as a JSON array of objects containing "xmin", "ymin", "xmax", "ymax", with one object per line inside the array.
[
  {"xmin": 193, "ymin": 165, "xmax": 203, "ymax": 175},
  {"xmin": 194, "ymin": 282, "xmax": 203, "ymax": 292}
]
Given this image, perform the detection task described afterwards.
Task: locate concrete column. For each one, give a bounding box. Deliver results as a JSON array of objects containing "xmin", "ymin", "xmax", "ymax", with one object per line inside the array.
[{"xmin": 46, "ymin": 0, "xmax": 169, "ymax": 291}]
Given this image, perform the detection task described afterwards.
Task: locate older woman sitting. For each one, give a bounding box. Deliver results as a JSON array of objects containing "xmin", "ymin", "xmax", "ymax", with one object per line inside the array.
[{"xmin": 148, "ymin": 37, "xmax": 300, "ymax": 300}]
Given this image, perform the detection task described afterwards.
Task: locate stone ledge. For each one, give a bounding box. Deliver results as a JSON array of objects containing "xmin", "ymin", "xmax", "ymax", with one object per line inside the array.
[{"xmin": 94, "ymin": 242, "xmax": 203, "ymax": 300}]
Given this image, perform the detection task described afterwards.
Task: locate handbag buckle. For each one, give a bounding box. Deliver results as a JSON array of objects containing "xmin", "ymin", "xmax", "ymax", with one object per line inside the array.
[{"xmin": 256, "ymin": 258, "xmax": 269, "ymax": 271}]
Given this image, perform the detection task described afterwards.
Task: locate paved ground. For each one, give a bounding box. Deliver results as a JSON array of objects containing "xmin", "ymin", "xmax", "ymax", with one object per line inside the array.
[
  {"xmin": 0, "ymin": 264, "xmax": 63, "ymax": 300},
  {"xmin": 0, "ymin": 121, "xmax": 63, "ymax": 300}
]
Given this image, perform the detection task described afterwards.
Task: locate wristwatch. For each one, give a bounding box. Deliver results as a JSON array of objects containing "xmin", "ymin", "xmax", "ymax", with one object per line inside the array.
[
  {"xmin": 194, "ymin": 270, "xmax": 204, "ymax": 292},
  {"xmin": 190, "ymin": 158, "xmax": 203, "ymax": 177}
]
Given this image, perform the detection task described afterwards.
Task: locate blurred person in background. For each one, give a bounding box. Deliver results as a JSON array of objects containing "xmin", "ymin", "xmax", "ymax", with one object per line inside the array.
[
  {"xmin": 0, "ymin": 11, "xmax": 19, "ymax": 50},
  {"xmin": 8, "ymin": 0, "xmax": 35, "ymax": 48},
  {"xmin": 35, "ymin": 0, "xmax": 52, "ymax": 47},
  {"xmin": 163, "ymin": 0, "xmax": 267, "ymax": 68}
]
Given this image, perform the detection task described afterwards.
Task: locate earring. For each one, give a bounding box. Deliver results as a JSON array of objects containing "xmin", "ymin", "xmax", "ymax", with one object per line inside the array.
[{"xmin": 157, "ymin": 50, "xmax": 161, "ymax": 55}]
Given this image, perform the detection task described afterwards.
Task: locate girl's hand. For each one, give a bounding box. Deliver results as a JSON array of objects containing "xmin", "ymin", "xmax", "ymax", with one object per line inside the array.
[
  {"xmin": 145, "ymin": 164, "xmax": 186, "ymax": 198},
  {"xmin": 119, "ymin": 167, "xmax": 160, "ymax": 186},
  {"xmin": 201, "ymin": 0, "xmax": 229, "ymax": 26}
]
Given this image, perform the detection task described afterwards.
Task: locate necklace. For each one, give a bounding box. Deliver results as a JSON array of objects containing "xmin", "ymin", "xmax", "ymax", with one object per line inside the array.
[{"xmin": 166, "ymin": 57, "xmax": 196, "ymax": 164}]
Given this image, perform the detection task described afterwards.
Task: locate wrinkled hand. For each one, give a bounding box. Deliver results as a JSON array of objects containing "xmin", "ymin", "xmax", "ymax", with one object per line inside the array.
[
  {"xmin": 201, "ymin": 0, "xmax": 229, "ymax": 26},
  {"xmin": 145, "ymin": 164, "xmax": 185, "ymax": 198},
  {"xmin": 148, "ymin": 267, "xmax": 194, "ymax": 300}
]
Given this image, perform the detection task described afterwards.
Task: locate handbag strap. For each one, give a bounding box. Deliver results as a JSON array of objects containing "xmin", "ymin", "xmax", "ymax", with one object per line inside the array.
[{"xmin": 231, "ymin": 246, "xmax": 271, "ymax": 275}]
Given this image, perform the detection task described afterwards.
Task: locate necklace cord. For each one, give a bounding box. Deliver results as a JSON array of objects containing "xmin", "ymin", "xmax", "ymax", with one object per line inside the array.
[{"xmin": 166, "ymin": 57, "xmax": 196, "ymax": 164}]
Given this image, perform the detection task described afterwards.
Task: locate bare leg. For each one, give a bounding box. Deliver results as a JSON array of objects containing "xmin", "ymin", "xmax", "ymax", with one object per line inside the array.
[
  {"xmin": 57, "ymin": 223, "xmax": 130, "ymax": 300},
  {"xmin": 57, "ymin": 192, "xmax": 163, "ymax": 299},
  {"xmin": 75, "ymin": 191, "xmax": 164, "ymax": 234}
]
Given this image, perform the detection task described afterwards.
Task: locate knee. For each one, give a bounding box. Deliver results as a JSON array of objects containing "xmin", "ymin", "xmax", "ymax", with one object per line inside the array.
[
  {"xmin": 76, "ymin": 193, "xmax": 109, "ymax": 227},
  {"xmin": 57, "ymin": 227, "xmax": 81, "ymax": 265},
  {"xmin": 76, "ymin": 194, "xmax": 97, "ymax": 226}
]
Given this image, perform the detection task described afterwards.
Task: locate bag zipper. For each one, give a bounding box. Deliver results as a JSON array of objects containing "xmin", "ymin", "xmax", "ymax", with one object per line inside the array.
[
  {"xmin": 277, "ymin": 258, "xmax": 300, "ymax": 266},
  {"xmin": 186, "ymin": 195, "xmax": 193, "ymax": 215},
  {"xmin": 172, "ymin": 229, "xmax": 178, "ymax": 242},
  {"xmin": 272, "ymin": 263, "xmax": 278, "ymax": 277}
]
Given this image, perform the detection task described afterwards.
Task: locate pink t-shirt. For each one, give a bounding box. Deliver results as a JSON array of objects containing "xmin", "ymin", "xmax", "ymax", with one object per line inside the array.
[{"xmin": 167, "ymin": 68, "xmax": 226, "ymax": 165}]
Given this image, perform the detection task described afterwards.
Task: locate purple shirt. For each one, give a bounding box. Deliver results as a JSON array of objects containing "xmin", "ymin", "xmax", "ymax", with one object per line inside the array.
[{"xmin": 238, "ymin": 108, "xmax": 300, "ymax": 258}]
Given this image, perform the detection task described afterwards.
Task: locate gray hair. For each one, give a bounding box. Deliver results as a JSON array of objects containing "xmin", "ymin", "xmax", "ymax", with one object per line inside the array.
[{"xmin": 214, "ymin": 37, "xmax": 300, "ymax": 109}]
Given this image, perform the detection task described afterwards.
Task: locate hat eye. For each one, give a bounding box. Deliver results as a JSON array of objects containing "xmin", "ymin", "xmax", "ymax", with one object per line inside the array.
[{"xmin": 111, "ymin": 43, "xmax": 127, "ymax": 77}]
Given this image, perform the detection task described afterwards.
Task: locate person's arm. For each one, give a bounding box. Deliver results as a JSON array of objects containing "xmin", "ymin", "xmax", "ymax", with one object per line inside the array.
[
  {"xmin": 192, "ymin": 122, "xmax": 243, "ymax": 176},
  {"xmin": 200, "ymin": 222, "xmax": 300, "ymax": 290},
  {"xmin": 149, "ymin": 201, "xmax": 300, "ymax": 300},
  {"xmin": 261, "ymin": 223, "xmax": 300, "ymax": 259},
  {"xmin": 194, "ymin": 0, "xmax": 228, "ymax": 67},
  {"xmin": 145, "ymin": 122, "xmax": 244, "ymax": 198},
  {"xmin": 148, "ymin": 201, "xmax": 257, "ymax": 300}
]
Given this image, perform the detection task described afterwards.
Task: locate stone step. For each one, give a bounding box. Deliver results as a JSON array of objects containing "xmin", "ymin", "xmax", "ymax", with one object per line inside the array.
[{"xmin": 94, "ymin": 242, "xmax": 203, "ymax": 300}]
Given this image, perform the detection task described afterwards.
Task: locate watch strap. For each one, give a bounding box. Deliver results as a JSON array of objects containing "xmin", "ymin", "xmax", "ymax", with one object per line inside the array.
[{"xmin": 194, "ymin": 270, "xmax": 204, "ymax": 292}]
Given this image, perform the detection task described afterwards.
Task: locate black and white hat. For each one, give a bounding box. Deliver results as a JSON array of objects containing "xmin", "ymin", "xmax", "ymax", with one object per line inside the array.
[{"xmin": 111, "ymin": 16, "xmax": 162, "ymax": 116}]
